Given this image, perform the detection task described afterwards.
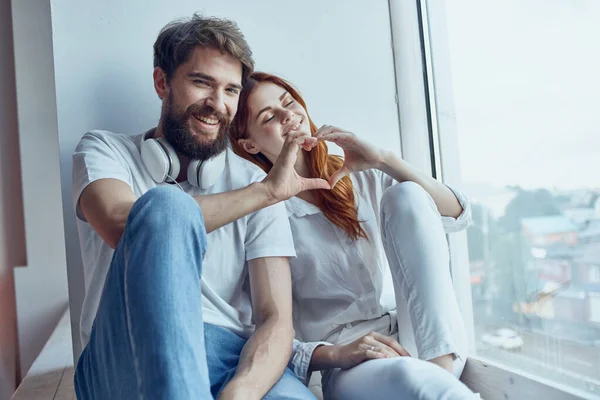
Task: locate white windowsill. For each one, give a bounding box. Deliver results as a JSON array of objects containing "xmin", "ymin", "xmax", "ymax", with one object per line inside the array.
[{"xmin": 462, "ymin": 356, "xmax": 599, "ymax": 400}]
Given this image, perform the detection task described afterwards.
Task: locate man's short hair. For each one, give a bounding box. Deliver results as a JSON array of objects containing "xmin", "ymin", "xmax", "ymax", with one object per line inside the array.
[{"xmin": 153, "ymin": 14, "xmax": 254, "ymax": 83}]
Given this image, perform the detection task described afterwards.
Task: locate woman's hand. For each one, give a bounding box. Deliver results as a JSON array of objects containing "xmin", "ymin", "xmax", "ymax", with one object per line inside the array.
[
  {"xmin": 315, "ymin": 125, "xmax": 384, "ymax": 188},
  {"xmin": 330, "ymin": 331, "xmax": 411, "ymax": 370}
]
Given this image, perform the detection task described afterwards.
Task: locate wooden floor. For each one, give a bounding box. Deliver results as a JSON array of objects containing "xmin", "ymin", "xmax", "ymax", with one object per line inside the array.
[
  {"xmin": 11, "ymin": 311, "xmax": 75, "ymax": 400},
  {"xmin": 11, "ymin": 311, "xmax": 491, "ymax": 400}
]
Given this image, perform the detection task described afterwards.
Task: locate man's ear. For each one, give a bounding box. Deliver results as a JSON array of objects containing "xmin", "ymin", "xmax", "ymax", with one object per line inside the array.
[
  {"xmin": 238, "ymin": 138, "xmax": 260, "ymax": 155},
  {"xmin": 153, "ymin": 67, "xmax": 168, "ymax": 100}
]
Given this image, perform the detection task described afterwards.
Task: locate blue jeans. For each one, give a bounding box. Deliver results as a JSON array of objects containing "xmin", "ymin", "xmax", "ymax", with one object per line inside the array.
[
  {"xmin": 74, "ymin": 186, "xmax": 315, "ymax": 400},
  {"xmin": 205, "ymin": 324, "xmax": 316, "ymax": 399}
]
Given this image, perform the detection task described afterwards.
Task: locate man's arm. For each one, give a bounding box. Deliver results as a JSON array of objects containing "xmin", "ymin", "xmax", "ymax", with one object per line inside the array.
[
  {"xmin": 218, "ymin": 257, "xmax": 294, "ymax": 400},
  {"xmin": 79, "ymin": 133, "xmax": 329, "ymax": 249},
  {"xmin": 79, "ymin": 179, "xmax": 136, "ymax": 249},
  {"xmin": 79, "ymin": 179, "xmax": 275, "ymax": 248}
]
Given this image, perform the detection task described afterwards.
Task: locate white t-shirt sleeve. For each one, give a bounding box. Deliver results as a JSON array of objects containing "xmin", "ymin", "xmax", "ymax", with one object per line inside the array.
[
  {"xmin": 245, "ymin": 201, "xmax": 296, "ymax": 261},
  {"xmin": 72, "ymin": 131, "xmax": 133, "ymax": 221},
  {"xmin": 243, "ymin": 171, "xmax": 296, "ymax": 261}
]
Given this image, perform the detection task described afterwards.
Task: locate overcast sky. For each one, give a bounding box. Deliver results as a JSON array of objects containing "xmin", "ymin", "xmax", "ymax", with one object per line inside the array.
[{"xmin": 444, "ymin": 0, "xmax": 600, "ymax": 191}]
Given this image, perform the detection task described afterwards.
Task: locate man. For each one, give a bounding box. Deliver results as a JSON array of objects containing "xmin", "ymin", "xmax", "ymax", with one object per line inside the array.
[{"xmin": 72, "ymin": 14, "xmax": 328, "ymax": 399}]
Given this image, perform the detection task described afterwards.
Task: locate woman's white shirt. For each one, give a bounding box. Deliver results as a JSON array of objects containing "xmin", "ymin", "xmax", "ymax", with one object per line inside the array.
[{"xmin": 285, "ymin": 169, "xmax": 471, "ymax": 344}]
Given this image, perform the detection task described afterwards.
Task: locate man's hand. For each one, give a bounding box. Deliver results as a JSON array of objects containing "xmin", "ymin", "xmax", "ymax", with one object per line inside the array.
[
  {"xmin": 315, "ymin": 125, "xmax": 385, "ymax": 188},
  {"xmin": 262, "ymin": 131, "xmax": 330, "ymax": 203},
  {"xmin": 330, "ymin": 331, "xmax": 410, "ymax": 370}
]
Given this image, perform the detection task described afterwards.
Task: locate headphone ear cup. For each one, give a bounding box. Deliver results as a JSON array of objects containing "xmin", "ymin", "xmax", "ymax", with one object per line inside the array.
[
  {"xmin": 187, "ymin": 151, "xmax": 226, "ymax": 189},
  {"xmin": 140, "ymin": 137, "xmax": 181, "ymax": 183},
  {"xmin": 187, "ymin": 159, "xmax": 202, "ymax": 187},
  {"xmin": 156, "ymin": 138, "xmax": 180, "ymax": 182}
]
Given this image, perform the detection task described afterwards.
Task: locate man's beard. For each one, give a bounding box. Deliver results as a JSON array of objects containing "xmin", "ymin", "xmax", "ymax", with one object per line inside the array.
[{"xmin": 161, "ymin": 93, "xmax": 230, "ymax": 161}]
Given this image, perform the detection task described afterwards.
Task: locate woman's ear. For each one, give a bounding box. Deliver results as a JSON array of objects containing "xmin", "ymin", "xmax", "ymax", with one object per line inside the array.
[{"xmin": 238, "ymin": 138, "xmax": 261, "ymax": 155}]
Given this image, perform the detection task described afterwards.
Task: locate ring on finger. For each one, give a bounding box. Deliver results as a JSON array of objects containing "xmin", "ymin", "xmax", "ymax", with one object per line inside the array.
[{"xmin": 370, "ymin": 345, "xmax": 375, "ymax": 351}]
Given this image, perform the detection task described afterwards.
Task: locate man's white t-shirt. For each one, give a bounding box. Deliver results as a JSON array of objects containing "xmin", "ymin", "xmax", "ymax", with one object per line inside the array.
[{"xmin": 72, "ymin": 130, "xmax": 296, "ymax": 347}]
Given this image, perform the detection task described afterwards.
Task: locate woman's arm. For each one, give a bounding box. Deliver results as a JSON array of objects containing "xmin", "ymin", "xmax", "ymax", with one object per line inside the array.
[{"xmin": 315, "ymin": 125, "xmax": 463, "ymax": 218}]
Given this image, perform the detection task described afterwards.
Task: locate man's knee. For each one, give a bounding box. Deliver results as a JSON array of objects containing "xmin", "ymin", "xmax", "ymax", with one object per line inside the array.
[{"xmin": 129, "ymin": 186, "xmax": 205, "ymax": 233}]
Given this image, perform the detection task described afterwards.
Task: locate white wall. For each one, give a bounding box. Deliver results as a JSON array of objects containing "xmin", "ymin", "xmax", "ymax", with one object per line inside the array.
[
  {"xmin": 11, "ymin": 0, "xmax": 70, "ymax": 379},
  {"xmin": 48, "ymin": 0, "xmax": 401, "ymax": 357}
]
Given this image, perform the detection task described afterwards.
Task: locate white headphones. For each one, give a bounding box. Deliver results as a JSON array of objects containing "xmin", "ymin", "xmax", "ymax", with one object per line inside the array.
[{"xmin": 140, "ymin": 131, "xmax": 226, "ymax": 189}]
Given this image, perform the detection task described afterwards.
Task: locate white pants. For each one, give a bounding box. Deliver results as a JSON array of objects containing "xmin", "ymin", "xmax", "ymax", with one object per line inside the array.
[{"xmin": 323, "ymin": 182, "xmax": 475, "ymax": 399}]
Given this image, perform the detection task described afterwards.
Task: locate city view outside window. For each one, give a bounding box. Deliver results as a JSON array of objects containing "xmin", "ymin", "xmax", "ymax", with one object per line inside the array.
[{"xmin": 432, "ymin": 1, "xmax": 600, "ymax": 395}]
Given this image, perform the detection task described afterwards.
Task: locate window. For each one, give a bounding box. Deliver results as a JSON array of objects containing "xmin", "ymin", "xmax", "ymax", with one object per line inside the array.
[{"xmin": 427, "ymin": 0, "xmax": 600, "ymax": 396}]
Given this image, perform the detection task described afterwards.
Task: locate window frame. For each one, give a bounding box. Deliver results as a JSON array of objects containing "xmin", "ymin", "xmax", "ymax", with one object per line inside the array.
[
  {"xmin": 387, "ymin": 0, "xmax": 476, "ymax": 353},
  {"xmin": 388, "ymin": 1, "xmax": 598, "ymax": 398}
]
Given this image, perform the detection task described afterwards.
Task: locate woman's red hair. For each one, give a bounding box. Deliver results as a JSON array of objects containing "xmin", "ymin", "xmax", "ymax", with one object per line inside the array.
[{"xmin": 230, "ymin": 72, "xmax": 367, "ymax": 241}]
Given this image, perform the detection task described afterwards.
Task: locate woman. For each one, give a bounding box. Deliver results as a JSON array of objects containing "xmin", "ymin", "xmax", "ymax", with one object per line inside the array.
[{"xmin": 230, "ymin": 72, "xmax": 477, "ymax": 399}]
